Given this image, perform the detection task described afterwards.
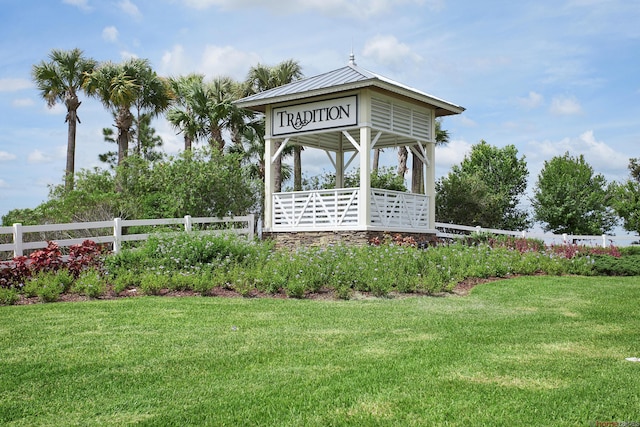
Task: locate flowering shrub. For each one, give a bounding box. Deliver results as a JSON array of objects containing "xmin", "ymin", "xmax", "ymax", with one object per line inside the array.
[{"xmin": 0, "ymin": 240, "xmax": 106, "ymax": 288}]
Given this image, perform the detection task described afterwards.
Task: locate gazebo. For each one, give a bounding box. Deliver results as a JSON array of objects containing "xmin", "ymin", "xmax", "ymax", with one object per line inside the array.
[{"xmin": 234, "ymin": 56, "xmax": 465, "ymax": 247}]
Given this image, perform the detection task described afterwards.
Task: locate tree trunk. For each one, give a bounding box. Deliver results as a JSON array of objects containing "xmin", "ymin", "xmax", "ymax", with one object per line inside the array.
[
  {"xmin": 293, "ymin": 145, "xmax": 302, "ymax": 191},
  {"xmin": 373, "ymin": 148, "xmax": 380, "ymax": 172},
  {"xmin": 64, "ymin": 93, "xmax": 81, "ymax": 192},
  {"xmin": 116, "ymin": 108, "xmax": 133, "ymax": 167},
  {"xmin": 411, "ymin": 149, "xmax": 424, "ymax": 194},
  {"xmin": 184, "ymin": 135, "xmax": 192, "ymax": 151},
  {"xmin": 274, "ymin": 140, "xmax": 282, "ymax": 192},
  {"xmin": 210, "ymin": 126, "xmax": 224, "ymax": 152},
  {"xmin": 397, "ymin": 146, "xmax": 408, "ymax": 178}
]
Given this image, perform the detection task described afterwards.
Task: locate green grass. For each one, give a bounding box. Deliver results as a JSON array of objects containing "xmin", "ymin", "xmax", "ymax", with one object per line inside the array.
[{"xmin": 1, "ymin": 276, "xmax": 639, "ymax": 426}]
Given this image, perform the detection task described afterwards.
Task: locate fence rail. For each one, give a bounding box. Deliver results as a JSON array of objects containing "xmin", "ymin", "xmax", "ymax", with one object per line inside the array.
[
  {"xmin": 0, "ymin": 214, "xmax": 255, "ymax": 260},
  {"xmin": 434, "ymin": 222, "xmax": 638, "ymax": 248}
]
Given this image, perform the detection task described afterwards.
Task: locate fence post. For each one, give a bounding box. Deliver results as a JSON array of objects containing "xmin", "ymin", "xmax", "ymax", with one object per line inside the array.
[
  {"xmin": 247, "ymin": 214, "xmax": 255, "ymax": 240},
  {"xmin": 475, "ymin": 225, "xmax": 482, "ymax": 234},
  {"xmin": 184, "ymin": 215, "xmax": 192, "ymax": 233},
  {"xmin": 562, "ymin": 233, "xmax": 568, "ymax": 245},
  {"xmin": 602, "ymin": 234, "xmax": 607, "ymax": 248},
  {"xmin": 113, "ymin": 218, "xmax": 122, "ymax": 254},
  {"xmin": 521, "ymin": 230, "xmax": 527, "ymax": 239},
  {"xmin": 12, "ymin": 223, "xmax": 23, "ymax": 257}
]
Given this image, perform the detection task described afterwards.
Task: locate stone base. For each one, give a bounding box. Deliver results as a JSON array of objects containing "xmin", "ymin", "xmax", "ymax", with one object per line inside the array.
[{"xmin": 262, "ymin": 230, "xmax": 438, "ymax": 249}]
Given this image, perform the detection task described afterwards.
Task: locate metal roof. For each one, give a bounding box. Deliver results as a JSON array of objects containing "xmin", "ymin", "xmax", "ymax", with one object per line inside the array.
[{"xmin": 234, "ymin": 61, "xmax": 465, "ymax": 117}]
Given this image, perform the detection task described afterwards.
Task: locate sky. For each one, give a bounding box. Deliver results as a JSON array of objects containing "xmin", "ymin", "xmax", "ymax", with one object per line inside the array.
[{"xmin": 1, "ymin": 0, "xmax": 639, "ymax": 225}]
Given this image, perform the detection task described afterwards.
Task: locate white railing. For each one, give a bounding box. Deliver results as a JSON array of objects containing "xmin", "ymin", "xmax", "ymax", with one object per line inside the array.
[
  {"xmin": 273, "ymin": 188, "xmax": 360, "ymax": 230},
  {"xmin": 434, "ymin": 222, "xmax": 639, "ymax": 248},
  {"xmin": 370, "ymin": 189, "xmax": 429, "ymax": 229},
  {"xmin": 272, "ymin": 188, "xmax": 432, "ymax": 231},
  {"xmin": 0, "ymin": 214, "xmax": 255, "ymax": 260}
]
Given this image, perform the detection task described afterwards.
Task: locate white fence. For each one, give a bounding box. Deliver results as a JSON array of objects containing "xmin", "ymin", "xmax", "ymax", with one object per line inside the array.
[
  {"xmin": 434, "ymin": 222, "xmax": 638, "ymax": 248},
  {"xmin": 0, "ymin": 214, "xmax": 255, "ymax": 260}
]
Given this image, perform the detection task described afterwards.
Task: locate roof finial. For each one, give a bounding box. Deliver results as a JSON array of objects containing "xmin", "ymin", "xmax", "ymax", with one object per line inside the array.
[{"xmin": 349, "ymin": 49, "xmax": 356, "ymax": 66}]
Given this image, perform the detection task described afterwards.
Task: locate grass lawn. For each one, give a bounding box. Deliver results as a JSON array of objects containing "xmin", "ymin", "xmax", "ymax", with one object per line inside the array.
[{"xmin": 1, "ymin": 276, "xmax": 639, "ymax": 426}]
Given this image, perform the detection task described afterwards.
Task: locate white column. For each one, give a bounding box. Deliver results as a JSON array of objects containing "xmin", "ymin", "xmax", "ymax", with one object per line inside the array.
[
  {"xmin": 359, "ymin": 126, "xmax": 371, "ymax": 227},
  {"xmin": 264, "ymin": 137, "xmax": 275, "ymax": 231},
  {"xmin": 336, "ymin": 133, "xmax": 344, "ymax": 188},
  {"xmin": 425, "ymin": 142, "xmax": 436, "ymax": 229}
]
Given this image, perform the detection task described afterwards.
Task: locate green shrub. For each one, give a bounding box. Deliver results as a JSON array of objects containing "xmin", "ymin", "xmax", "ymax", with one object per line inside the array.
[
  {"xmin": 0, "ymin": 287, "xmax": 19, "ymax": 305},
  {"xmin": 24, "ymin": 272, "xmax": 65, "ymax": 302},
  {"xmin": 592, "ymin": 255, "xmax": 640, "ymax": 276},
  {"xmin": 620, "ymin": 246, "xmax": 640, "ymax": 256},
  {"xmin": 71, "ymin": 269, "xmax": 107, "ymax": 298},
  {"xmin": 140, "ymin": 272, "xmax": 169, "ymax": 295},
  {"xmin": 111, "ymin": 269, "xmax": 142, "ymax": 294}
]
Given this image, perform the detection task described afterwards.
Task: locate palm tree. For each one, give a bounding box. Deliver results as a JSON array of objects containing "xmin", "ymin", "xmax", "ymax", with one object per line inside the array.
[
  {"xmin": 32, "ymin": 48, "xmax": 97, "ymax": 192},
  {"xmin": 167, "ymin": 74, "xmax": 205, "ymax": 151},
  {"xmin": 85, "ymin": 58, "xmax": 172, "ymax": 168},
  {"xmin": 245, "ymin": 59, "xmax": 303, "ymax": 192}
]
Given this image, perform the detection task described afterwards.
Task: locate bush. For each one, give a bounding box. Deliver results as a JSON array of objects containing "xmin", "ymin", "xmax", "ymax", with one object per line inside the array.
[
  {"xmin": 140, "ymin": 272, "xmax": 170, "ymax": 295},
  {"xmin": 0, "ymin": 287, "xmax": 19, "ymax": 305},
  {"xmin": 592, "ymin": 255, "xmax": 640, "ymax": 276},
  {"xmin": 71, "ymin": 269, "xmax": 107, "ymax": 298},
  {"xmin": 24, "ymin": 272, "xmax": 65, "ymax": 302},
  {"xmin": 111, "ymin": 269, "xmax": 141, "ymax": 294}
]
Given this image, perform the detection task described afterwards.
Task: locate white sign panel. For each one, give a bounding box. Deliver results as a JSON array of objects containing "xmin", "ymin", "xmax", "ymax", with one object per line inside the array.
[{"xmin": 272, "ymin": 95, "xmax": 358, "ymax": 136}]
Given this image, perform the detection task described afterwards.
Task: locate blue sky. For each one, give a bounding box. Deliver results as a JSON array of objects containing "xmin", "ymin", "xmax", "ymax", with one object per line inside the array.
[{"xmin": 1, "ymin": 0, "xmax": 639, "ymax": 223}]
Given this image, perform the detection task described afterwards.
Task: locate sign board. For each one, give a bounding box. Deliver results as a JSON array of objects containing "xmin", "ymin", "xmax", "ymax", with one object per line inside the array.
[{"xmin": 272, "ymin": 95, "xmax": 358, "ymax": 136}]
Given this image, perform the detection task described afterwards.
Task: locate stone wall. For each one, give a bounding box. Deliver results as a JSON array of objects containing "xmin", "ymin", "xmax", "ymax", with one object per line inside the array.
[{"xmin": 262, "ymin": 230, "xmax": 438, "ymax": 249}]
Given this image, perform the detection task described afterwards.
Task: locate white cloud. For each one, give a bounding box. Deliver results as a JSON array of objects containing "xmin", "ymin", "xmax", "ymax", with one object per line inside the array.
[
  {"xmin": 62, "ymin": 0, "xmax": 91, "ymax": 11},
  {"xmin": 549, "ymin": 95, "xmax": 582, "ymax": 115},
  {"xmin": 527, "ymin": 130, "xmax": 629, "ymax": 176},
  {"xmin": 0, "ymin": 78, "xmax": 32, "ymax": 92},
  {"xmin": 28, "ymin": 150, "xmax": 53, "ymax": 164},
  {"xmin": 0, "ymin": 151, "xmax": 17, "ymax": 162},
  {"xmin": 199, "ymin": 45, "xmax": 261, "ymax": 80},
  {"xmin": 436, "ymin": 139, "xmax": 472, "ymax": 170},
  {"xmin": 120, "ymin": 50, "xmax": 139, "ymax": 60},
  {"xmin": 517, "ymin": 91, "xmax": 544, "ymax": 109},
  {"xmin": 0, "ymin": 179, "xmax": 8, "ymax": 189},
  {"xmin": 180, "ymin": 0, "xmax": 432, "ymax": 18},
  {"xmin": 362, "ymin": 35, "xmax": 421, "ymax": 69},
  {"xmin": 12, "ymin": 98, "xmax": 34, "ymax": 107},
  {"xmin": 102, "ymin": 26, "xmax": 119, "ymax": 42},
  {"xmin": 119, "ymin": 0, "xmax": 142, "ymax": 19},
  {"xmin": 160, "ymin": 44, "xmax": 193, "ymax": 76}
]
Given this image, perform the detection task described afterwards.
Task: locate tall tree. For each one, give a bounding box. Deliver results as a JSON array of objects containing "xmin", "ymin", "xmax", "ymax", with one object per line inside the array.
[
  {"xmin": 436, "ymin": 140, "xmax": 530, "ymax": 230},
  {"xmin": 167, "ymin": 75, "xmax": 250, "ymax": 153},
  {"xmin": 532, "ymin": 152, "xmax": 617, "ymax": 234},
  {"xmin": 167, "ymin": 74, "xmax": 205, "ymax": 151},
  {"xmin": 609, "ymin": 158, "xmax": 640, "ymax": 235},
  {"xmin": 245, "ymin": 59, "xmax": 303, "ymax": 192},
  {"xmin": 32, "ymin": 48, "xmax": 97, "ymax": 191},
  {"xmin": 85, "ymin": 58, "xmax": 172, "ymax": 168}
]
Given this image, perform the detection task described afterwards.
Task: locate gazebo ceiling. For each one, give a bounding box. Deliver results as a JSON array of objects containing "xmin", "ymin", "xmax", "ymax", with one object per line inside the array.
[{"xmin": 282, "ymin": 128, "xmax": 425, "ymax": 152}]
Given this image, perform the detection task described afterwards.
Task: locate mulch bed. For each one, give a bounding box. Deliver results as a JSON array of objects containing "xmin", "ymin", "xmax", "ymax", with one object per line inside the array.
[{"xmin": 9, "ymin": 277, "xmax": 507, "ymax": 305}]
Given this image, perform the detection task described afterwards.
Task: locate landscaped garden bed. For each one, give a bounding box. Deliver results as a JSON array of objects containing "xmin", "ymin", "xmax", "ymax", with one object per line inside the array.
[{"xmin": 1, "ymin": 232, "xmax": 633, "ymax": 306}]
